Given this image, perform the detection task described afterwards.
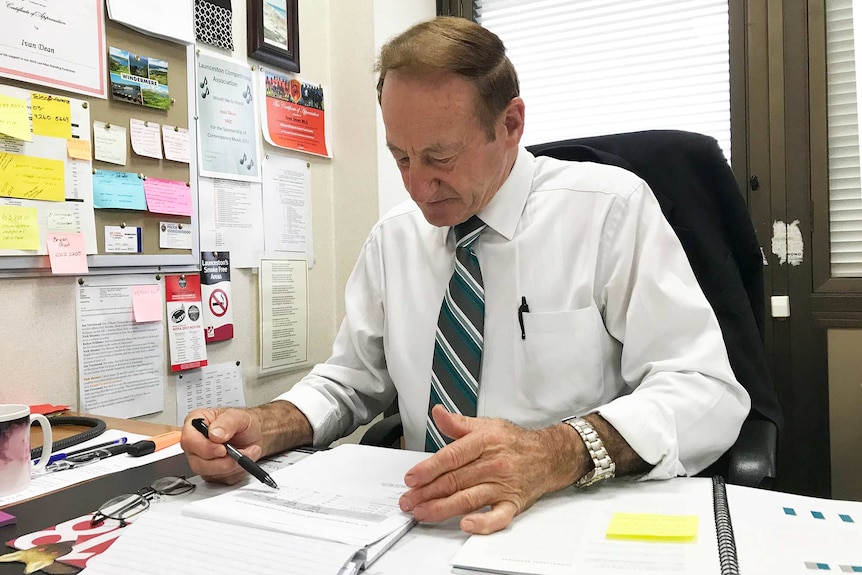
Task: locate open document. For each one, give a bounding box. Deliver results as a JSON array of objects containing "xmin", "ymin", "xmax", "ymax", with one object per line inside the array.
[{"xmin": 183, "ymin": 444, "xmax": 429, "ymax": 569}]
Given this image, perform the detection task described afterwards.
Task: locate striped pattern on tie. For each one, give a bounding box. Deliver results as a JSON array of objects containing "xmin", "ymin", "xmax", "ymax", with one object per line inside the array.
[{"xmin": 426, "ymin": 216, "xmax": 487, "ymax": 452}]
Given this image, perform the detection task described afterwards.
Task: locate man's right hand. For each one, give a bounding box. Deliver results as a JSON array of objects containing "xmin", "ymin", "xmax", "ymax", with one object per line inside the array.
[{"xmin": 180, "ymin": 401, "xmax": 313, "ymax": 484}]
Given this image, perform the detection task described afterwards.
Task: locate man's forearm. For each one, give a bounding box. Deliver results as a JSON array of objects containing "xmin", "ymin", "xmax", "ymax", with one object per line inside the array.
[
  {"xmin": 582, "ymin": 412, "xmax": 652, "ymax": 477},
  {"xmin": 253, "ymin": 400, "xmax": 314, "ymax": 457}
]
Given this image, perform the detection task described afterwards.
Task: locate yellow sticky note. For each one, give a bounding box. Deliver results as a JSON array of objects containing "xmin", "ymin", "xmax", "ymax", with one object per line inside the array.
[
  {"xmin": 30, "ymin": 92, "xmax": 71, "ymax": 139},
  {"xmin": 67, "ymin": 138, "xmax": 92, "ymax": 160},
  {"xmin": 606, "ymin": 513, "xmax": 698, "ymax": 542},
  {"xmin": 0, "ymin": 205, "xmax": 40, "ymax": 250},
  {"xmin": 0, "ymin": 95, "xmax": 31, "ymax": 141},
  {"xmin": 0, "ymin": 152, "xmax": 65, "ymax": 202}
]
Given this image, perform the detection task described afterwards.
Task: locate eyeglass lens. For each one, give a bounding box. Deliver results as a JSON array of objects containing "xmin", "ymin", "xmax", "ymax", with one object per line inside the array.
[{"xmin": 95, "ymin": 476, "xmax": 194, "ymax": 523}]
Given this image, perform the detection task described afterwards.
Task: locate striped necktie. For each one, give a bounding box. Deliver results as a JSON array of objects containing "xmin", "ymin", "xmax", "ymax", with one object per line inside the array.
[{"xmin": 426, "ymin": 216, "xmax": 487, "ymax": 452}]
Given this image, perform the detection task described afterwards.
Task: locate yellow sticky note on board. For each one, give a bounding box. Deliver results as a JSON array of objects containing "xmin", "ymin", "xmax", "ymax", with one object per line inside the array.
[
  {"xmin": 0, "ymin": 205, "xmax": 40, "ymax": 250},
  {"xmin": 0, "ymin": 95, "xmax": 31, "ymax": 141},
  {"xmin": 30, "ymin": 92, "xmax": 71, "ymax": 139},
  {"xmin": 0, "ymin": 153, "xmax": 65, "ymax": 202},
  {"xmin": 606, "ymin": 513, "xmax": 698, "ymax": 542},
  {"xmin": 67, "ymin": 138, "xmax": 92, "ymax": 160}
]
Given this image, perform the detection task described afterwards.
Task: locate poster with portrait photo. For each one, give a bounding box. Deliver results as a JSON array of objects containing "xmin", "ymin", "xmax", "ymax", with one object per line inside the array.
[
  {"xmin": 260, "ymin": 67, "xmax": 329, "ymax": 157},
  {"xmin": 109, "ymin": 46, "xmax": 170, "ymax": 110}
]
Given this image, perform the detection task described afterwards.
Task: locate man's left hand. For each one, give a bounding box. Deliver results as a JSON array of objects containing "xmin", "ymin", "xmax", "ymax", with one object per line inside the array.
[{"xmin": 399, "ymin": 404, "xmax": 589, "ymax": 534}]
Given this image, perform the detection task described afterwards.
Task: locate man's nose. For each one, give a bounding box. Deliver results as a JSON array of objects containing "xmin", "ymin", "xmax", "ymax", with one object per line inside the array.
[{"xmin": 405, "ymin": 164, "xmax": 438, "ymax": 202}]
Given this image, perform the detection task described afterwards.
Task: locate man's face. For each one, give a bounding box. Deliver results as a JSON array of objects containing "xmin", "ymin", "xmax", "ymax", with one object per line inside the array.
[{"xmin": 381, "ymin": 71, "xmax": 522, "ymax": 227}]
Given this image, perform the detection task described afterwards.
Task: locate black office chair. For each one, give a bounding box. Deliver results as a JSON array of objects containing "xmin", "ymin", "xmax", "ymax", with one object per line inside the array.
[{"xmin": 362, "ymin": 130, "xmax": 782, "ymax": 489}]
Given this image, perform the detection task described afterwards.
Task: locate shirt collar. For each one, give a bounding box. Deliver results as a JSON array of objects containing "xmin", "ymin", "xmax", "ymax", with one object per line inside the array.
[{"xmin": 476, "ymin": 147, "xmax": 534, "ymax": 241}]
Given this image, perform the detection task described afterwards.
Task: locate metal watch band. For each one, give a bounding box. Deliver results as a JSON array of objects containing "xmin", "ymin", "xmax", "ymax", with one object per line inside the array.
[{"xmin": 564, "ymin": 417, "xmax": 616, "ymax": 487}]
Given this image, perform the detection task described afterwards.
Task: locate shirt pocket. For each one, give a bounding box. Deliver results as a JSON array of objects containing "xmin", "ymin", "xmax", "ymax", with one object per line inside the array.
[{"xmin": 516, "ymin": 305, "xmax": 605, "ymax": 415}]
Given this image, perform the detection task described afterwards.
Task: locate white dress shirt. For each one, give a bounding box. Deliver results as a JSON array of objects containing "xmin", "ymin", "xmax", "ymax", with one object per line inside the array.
[{"xmin": 278, "ymin": 148, "xmax": 750, "ymax": 479}]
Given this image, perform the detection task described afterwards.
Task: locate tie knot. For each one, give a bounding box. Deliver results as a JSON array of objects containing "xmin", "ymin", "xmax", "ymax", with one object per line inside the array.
[{"xmin": 454, "ymin": 216, "xmax": 486, "ymax": 247}]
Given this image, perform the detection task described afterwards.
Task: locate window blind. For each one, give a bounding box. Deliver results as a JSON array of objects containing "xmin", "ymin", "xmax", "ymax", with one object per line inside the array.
[
  {"xmin": 475, "ymin": 0, "xmax": 731, "ymax": 159},
  {"xmin": 829, "ymin": 0, "xmax": 862, "ymax": 277}
]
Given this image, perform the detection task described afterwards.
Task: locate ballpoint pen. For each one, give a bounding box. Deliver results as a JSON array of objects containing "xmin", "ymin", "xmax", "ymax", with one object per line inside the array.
[
  {"xmin": 191, "ymin": 418, "xmax": 278, "ymax": 490},
  {"xmin": 34, "ymin": 437, "xmax": 129, "ymax": 465}
]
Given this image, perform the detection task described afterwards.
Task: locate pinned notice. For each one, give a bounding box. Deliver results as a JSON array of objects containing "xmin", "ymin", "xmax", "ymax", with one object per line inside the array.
[
  {"xmin": 0, "ymin": 153, "xmax": 65, "ymax": 202},
  {"xmin": 130, "ymin": 118, "xmax": 163, "ymax": 159},
  {"xmin": 162, "ymin": 125, "xmax": 190, "ymax": 163},
  {"xmin": 92, "ymin": 170, "xmax": 146, "ymax": 210},
  {"xmin": 143, "ymin": 177, "xmax": 192, "ymax": 216},
  {"xmin": 30, "ymin": 92, "xmax": 72, "ymax": 139},
  {"xmin": 46, "ymin": 232, "xmax": 88, "ymax": 274},
  {"xmin": 0, "ymin": 94, "xmax": 31, "ymax": 141},
  {"xmin": 132, "ymin": 285, "xmax": 163, "ymax": 323},
  {"xmin": 93, "ymin": 121, "xmax": 128, "ymax": 166},
  {"xmin": 0, "ymin": 205, "xmax": 39, "ymax": 250},
  {"xmin": 606, "ymin": 513, "xmax": 699, "ymax": 542}
]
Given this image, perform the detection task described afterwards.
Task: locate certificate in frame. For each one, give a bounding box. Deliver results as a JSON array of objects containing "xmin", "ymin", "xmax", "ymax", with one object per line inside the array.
[{"xmin": 247, "ymin": 0, "xmax": 299, "ymax": 73}]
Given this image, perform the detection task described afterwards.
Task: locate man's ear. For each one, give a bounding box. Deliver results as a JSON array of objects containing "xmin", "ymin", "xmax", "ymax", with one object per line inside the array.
[{"xmin": 502, "ymin": 97, "xmax": 526, "ymax": 146}]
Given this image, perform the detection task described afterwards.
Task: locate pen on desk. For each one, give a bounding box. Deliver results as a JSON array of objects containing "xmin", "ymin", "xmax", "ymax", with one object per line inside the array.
[
  {"xmin": 191, "ymin": 418, "xmax": 278, "ymax": 490},
  {"xmin": 518, "ymin": 296, "xmax": 530, "ymax": 340},
  {"xmin": 34, "ymin": 437, "xmax": 129, "ymax": 465}
]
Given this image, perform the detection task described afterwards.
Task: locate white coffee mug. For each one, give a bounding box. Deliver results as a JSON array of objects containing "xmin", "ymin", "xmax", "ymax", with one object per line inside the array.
[{"xmin": 0, "ymin": 404, "xmax": 53, "ymax": 496}]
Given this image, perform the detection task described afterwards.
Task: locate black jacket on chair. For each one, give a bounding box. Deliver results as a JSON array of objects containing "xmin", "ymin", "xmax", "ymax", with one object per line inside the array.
[{"xmin": 527, "ymin": 130, "xmax": 783, "ymax": 432}]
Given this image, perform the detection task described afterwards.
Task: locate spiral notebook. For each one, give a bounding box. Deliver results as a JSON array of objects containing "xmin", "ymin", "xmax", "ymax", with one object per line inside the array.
[{"xmin": 451, "ymin": 477, "xmax": 726, "ymax": 575}]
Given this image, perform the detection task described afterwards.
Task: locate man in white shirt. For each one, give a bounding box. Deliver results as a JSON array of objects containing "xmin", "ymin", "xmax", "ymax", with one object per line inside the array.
[{"xmin": 182, "ymin": 16, "xmax": 750, "ymax": 535}]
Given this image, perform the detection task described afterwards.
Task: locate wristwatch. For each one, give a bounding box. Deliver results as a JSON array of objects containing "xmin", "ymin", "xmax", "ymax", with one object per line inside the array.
[{"xmin": 563, "ymin": 416, "xmax": 615, "ymax": 487}]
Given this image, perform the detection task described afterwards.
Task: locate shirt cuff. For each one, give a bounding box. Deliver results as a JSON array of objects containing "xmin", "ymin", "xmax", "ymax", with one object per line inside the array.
[
  {"xmin": 596, "ymin": 396, "xmax": 686, "ymax": 480},
  {"xmin": 273, "ymin": 384, "xmax": 341, "ymax": 448}
]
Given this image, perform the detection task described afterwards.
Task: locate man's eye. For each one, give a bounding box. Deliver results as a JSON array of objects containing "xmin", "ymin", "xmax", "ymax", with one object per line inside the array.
[
  {"xmin": 431, "ymin": 156, "xmax": 454, "ymax": 165},
  {"xmin": 396, "ymin": 157, "xmax": 410, "ymax": 167}
]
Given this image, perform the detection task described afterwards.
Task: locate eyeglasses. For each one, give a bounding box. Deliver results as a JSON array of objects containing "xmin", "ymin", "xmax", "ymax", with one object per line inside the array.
[{"xmin": 90, "ymin": 475, "xmax": 195, "ymax": 527}]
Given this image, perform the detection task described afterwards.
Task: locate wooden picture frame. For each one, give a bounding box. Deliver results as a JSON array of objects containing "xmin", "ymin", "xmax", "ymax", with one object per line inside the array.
[{"xmin": 247, "ymin": 0, "xmax": 299, "ymax": 73}]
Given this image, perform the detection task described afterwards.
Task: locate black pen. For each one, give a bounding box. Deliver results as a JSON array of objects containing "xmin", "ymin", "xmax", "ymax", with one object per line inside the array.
[
  {"xmin": 191, "ymin": 418, "xmax": 278, "ymax": 490},
  {"xmin": 518, "ymin": 296, "xmax": 530, "ymax": 339}
]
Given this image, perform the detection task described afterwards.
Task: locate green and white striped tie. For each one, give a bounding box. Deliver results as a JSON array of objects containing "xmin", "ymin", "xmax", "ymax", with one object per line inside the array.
[{"xmin": 426, "ymin": 216, "xmax": 487, "ymax": 452}]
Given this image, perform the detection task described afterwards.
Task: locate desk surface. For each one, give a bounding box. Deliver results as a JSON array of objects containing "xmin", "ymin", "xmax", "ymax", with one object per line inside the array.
[{"xmin": 0, "ymin": 413, "xmax": 191, "ymax": 575}]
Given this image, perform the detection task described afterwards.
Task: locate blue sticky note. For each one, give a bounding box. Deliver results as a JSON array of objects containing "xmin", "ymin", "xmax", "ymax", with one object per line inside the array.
[
  {"xmin": 811, "ymin": 511, "xmax": 825, "ymax": 520},
  {"xmin": 92, "ymin": 170, "xmax": 147, "ymax": 210}
]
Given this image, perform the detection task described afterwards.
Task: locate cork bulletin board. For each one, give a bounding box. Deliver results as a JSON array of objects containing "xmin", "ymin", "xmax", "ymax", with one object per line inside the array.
[{"xmin": 0, "ymin": 14, "xmax": 200, "ymax": 274}]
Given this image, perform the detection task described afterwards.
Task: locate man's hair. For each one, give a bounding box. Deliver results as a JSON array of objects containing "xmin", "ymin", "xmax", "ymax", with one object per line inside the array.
[{"xmin": 375, "ymin": 16, "xmax": 519, "ymax": 140}]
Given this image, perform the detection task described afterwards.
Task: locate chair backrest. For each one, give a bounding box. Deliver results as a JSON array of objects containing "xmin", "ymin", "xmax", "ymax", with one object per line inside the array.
[{"xmin": 527, "ymin": 130, "xmax": 782, "ymax": 433}]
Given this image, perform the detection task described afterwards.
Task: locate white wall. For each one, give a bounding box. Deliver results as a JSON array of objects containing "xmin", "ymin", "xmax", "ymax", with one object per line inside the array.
[
  {"xmin": 374, "ymin": 0, "xmax": 437, "ymax": 218},
  {"xmin": 0, "ymin": 0, "xmax": 435, "ymax": 436}
]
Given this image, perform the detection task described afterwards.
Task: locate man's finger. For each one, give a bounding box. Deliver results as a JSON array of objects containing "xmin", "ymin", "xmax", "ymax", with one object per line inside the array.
[
  {"xmin": 411, "ymin": 482, "xmax": 499, "ymax": 524},
  {"xmin": 461, "ymin": 500, "xmax": 519, "ymax": 534},
  {"xmin": 404, "ymin": 430, "xmax": 485, "ymax": 488},
  {"xmin": 400, "ymin": 456, "xmax": 502, "ymax": 511},
  {"xmin": 431, "ymin": 404, "xmax": 477, "ymax": 441}
]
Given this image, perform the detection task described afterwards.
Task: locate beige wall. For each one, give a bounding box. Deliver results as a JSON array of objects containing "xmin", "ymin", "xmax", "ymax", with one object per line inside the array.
[
  {"xmin": 0, "ymin": 0, "xmax": 434, "ymax": 439},
  {"xmin": 826, "ymin": 329, "xmax": 862, "ymax": 500}
]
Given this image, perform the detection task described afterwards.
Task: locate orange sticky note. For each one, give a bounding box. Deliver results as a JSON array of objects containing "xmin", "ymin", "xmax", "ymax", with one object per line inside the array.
[
  {"xmin": 0, "ymin": 205, "xmax": 40, "ymax": 250},
  {"xmin": 30, "ymin": 92, "xmax": 71, "ymax": 139},
  {"xmin": 67, "ymin": 139, "xmax": 92, "ymax": 160},
  {"xmin": 132, "ymin": 285, "xmax": 163, "ymax": 322},
  {"xmin": 46, "ymin": 232, "xmax": 88, "ymax": 274}
]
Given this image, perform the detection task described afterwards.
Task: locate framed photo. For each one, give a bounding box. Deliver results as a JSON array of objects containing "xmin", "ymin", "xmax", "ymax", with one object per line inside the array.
[{"xmin": 247, "ymin": 0, "xmax": 300, "ymax": 73}]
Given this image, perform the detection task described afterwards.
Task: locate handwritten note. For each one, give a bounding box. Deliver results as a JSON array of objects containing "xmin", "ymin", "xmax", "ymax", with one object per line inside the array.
[
  {"xmin": 130, "ymin": 118, "xmax": 163, "ymax": 159},
  {"xmin": 606, "ymin": 513, "xmax": 699, "ymax": 542},
  {"xmin": 0, "ymin": 153, "xmax": 65, "ymax": 202},
  {"xmin": 67, "ymin": 138, "xmax": 92, "ymax": 160},
  {"xmin": 0, "ymin": 205, "xmax": 39, "ymax": 250},
  {"xmin": 132, "ymin": 285, "xmax": 163, "ymax": 322},
  {"xmin": 92, "ymin": 170, "xmax": 147, "ymax": 210},
  {"xmin": 162, "ymin": 125, "xmax": 190, "ymax": 163},
  {"xmin": 0, "ymin": 95, "xmax": 31, "ymax": 141},
  {"xmin": 46, "ymin": 232, "xmax": 89, "ymax": 274},
  {"xmin": 143, "ymin": 177, "xmax": 192, "ymax": 216},
  {"xmin": 30, "ymin": 92, "xmax": 72, "ymax": 139},
  {"xmin": 93, "ymin": 121, "xmax": 127, "ymax": 165}
]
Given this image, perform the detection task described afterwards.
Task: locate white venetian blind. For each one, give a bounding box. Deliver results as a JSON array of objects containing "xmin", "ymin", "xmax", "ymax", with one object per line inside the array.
[
  {"xmin": 475, "ymin": 0, "xmax": 732, "ymax": 160},
  {"xmin": 828, "ymin": 0, "xmax": 862, "ymax": 277}
]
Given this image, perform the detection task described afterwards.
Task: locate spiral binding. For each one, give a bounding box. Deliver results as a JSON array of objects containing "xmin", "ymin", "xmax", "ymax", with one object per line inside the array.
[{"xmin": 712, "ymin": 476, "xmax": 741, "ymax": 575}]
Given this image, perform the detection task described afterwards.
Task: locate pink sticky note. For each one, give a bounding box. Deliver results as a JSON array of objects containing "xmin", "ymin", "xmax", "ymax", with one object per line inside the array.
[
  {"xmin": 132, "ymin": 285, "xmax": 163, "ymax": 323},
  {"xmin": 46, "ymin": 232, "xmax": 88, "ymax": 274},
  {"xmin": 143, "ymin": 177, "xmax": 193, "ymax": 216}
]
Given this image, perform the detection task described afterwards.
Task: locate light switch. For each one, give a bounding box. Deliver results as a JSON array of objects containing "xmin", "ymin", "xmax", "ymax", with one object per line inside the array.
[{"xmin": 771, "ymin": 295, "xmax": 790, "ymax": 318}]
